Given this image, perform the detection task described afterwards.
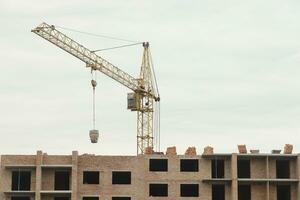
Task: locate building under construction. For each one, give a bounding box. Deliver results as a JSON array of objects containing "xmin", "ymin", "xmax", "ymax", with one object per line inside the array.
[
  {"xmin": 3, "ymin": 23, "xmax": 299, "ymax": 200},
  {"xmin": 0, "ymin": 145, "xmax": 299, "ymax": 200}
]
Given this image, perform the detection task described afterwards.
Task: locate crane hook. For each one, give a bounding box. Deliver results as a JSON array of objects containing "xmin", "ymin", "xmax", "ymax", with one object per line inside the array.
[{"xmin": 91, "ymin": 79, "xmax": 97, "ymax": 88}]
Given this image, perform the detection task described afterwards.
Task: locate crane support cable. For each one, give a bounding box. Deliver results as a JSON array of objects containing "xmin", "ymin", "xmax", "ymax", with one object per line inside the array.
[
  {"xmin": 56, "ymin": 25, "xmax": 143, "ymax": 53},
  {"xmin": 91, "ymin": 42, "xmax": 143, "ymax": 52},
  {"xmin": 56, "ymin": 25, "xmax": 141, "ymax": 43},
  {"xmin": 149, "ymin": 49, "xmax": 160, "ymax": 99},
  {"xmin": 149, "ymin": 48, "xmax": 161, "ymax": 152}
]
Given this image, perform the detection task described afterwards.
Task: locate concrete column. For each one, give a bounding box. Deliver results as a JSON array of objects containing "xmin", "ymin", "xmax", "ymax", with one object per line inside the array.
[
  {"xmin": 266, "ymin": 182, "xmax": 270, "ymax": 200},
  {"xmin": 297, "ymin": 154, "xmax": 300, "ymax": 200},
  {"xmin": 266, "ymin": 156, "xmax": 269, "ymax": 200},
  {"xmin": 71, "ymin": 151, "xmax": 78, "ymax": 200},
  {"xmin": 231, "ymin": 153, "xmax": 238, "ymax": 200},
  {"xmin": 35, "ymin": 150, "xmax": 43, "ymax": 200}
]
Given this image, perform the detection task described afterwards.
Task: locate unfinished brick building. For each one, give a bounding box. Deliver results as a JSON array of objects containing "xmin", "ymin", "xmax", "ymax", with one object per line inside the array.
[{"xmin": 0, "ymin": 146, "xmax": 299, "ymax": 200}]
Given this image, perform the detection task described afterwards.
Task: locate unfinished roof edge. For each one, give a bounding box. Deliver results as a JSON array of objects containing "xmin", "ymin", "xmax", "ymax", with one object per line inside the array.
[{"xmin": 0, "ymin": 144, "xmax": 298, "ymax": 157}]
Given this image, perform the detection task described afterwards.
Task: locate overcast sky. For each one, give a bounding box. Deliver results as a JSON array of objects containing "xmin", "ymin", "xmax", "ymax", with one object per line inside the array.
[{"xmin": 0, "ymin": 0, "xmax": 300, "ymax": 155}]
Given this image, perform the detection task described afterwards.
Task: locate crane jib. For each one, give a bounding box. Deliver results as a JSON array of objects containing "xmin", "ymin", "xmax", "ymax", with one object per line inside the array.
[{"xmin": 32, "ymin": 23, "xmax": 145, "ymax": 94}]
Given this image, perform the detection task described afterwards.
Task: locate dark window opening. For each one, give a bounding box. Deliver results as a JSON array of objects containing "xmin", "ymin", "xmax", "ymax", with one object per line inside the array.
[
  {"xmin": 149, "ymin": 184, "xmax": 168, "ymax": 197},
  {"xmin": 11, "ymin": 171, "xmax": 31, "ymax": 191},
  {"xmin": 83, "ymin": 197, "xmax": 99, "ymax": 200},
  {"xmin": 238, "ymin": 185, "xmax": 251, "ymax": 200},
  {"xmin": 211, "ymin": 159, "xmax": 224, "ymax": 178},
  {"xmin": 11, "ymin": 197, "xmax": 31, "ymax": 200},
  {"xmin": 112, "ymin": 171, "xmax": 131, "ymax": 184},
  {"xmin": 112, "ymin": 197, "xmax": 131, "ymax": 200},
  {"xmin": 212, "ymin": 184, "xmax": 225, "ymax": 200},
  {"xmin": 54, "ymin": 198, "xmax": 70, "ymax": 200},
  {"xmin": 55, "ymin": 171, "xmax": 70, "ymax": 190},
  {"xmin": 276, "ymin": 160, "xmax": 290, "ymax": 179},
  {"xmin": 180, "ymin": 159, "xmax": 199, "ymax": 172},
  {"xmin": 238, "ymin": 159, "xmax": 250, "ymax": 178},
  {"xmin": 180, "ymin": 184, "xmax": 199, "ymax": 197},
  {"xmin": 149, "ymin": 159, "xmax": 168, "ymax": 172},
  {"xmin": 83, "ymin": 171, "xmax": 99, "ymax": 184},
  {"xmin": 277, "ymin": 185, "xmax": 290, "ymax": 200}
]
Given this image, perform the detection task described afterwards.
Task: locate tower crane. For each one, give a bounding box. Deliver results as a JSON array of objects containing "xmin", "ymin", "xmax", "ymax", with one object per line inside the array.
[{"xmin": 31, "ymin": 22, "xmax": 160, "ymax": 155}]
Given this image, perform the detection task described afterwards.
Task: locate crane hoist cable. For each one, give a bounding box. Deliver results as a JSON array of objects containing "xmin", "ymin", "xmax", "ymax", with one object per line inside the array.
[
  {"xmin": 89, "ymin": 70, "xmax": 99, "ymax": 144},
  {"xmin": 91, "ymin": 70, "xmax": 97, "ymax": 130}
]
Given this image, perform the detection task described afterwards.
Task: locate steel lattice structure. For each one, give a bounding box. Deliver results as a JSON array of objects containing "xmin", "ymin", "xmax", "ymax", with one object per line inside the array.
[{"xmin": 32, "ymin": 22, "xmax": 160, "ymax": 154}]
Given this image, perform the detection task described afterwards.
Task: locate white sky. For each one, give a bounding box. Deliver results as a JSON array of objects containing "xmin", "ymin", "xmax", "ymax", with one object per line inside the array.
[{"xmin": 0, "ymin": 0, "xmax": 300, "ymax": 155}]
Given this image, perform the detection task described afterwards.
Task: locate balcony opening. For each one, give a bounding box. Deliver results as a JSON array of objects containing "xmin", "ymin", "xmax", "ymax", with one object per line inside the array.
[
  {"xmin": 180, "ymin": 184, "xmax": 199, "ymax": 197},
  {"xmin": 112, "ymin": 197, "xmax": 131, "ymax": 200},
  {"xmin": 54, "ymin": 170, "xmax": 70, "ymax": 190},
  {"xmin": 149, "ymin": 159, "xmax": 168, "ymax": 172},
  {"xmin": 238, "ymin": 159, "xmax": 250, "ymax": 178},
  {"xmin": 11, "ymin": 170, "xmax": 31, "ymax": 191},
  {"xmin": 83, "ymin": 171, "xmax": 99, "ymax": 184},
  {"xmin": 212, "ymin": 184, "xmax": 225, "ymax": 200},
  {"xmin": 238, "ymin": 184, "xmax": 251, "ymax": 200},
  {"xmin": 277, "ymin": 185, "xmax": 290, "ymax": 200},
  {"xmin": 211, "ymin": 159, "xmax": 224, "ymax": 178},
  {"xmin": 180, "ymin": 159, "xmax": 199, "ymax": 172},
  {"xmin": 276, "ymin": 160, "xmax": 290, "ymax": 178},
  {"xmin": 82, "ymin": 197, "xmax": 99, "ymax": 200},
  {"xmin": 112, "ymin": 171, "xmax": 131, "ymax": 184},
  {"xmin": 149, "ymin": 184, "xmax": 168, "ymax": 197},
  {"xmin": 11, "ymin": 197, "xmax": 31, "ymax": 200}
]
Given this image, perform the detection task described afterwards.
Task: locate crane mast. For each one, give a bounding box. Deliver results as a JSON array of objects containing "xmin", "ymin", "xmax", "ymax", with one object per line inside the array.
[
  {"xmin": 32, "ymin": 22, "xmax": 160, "ymax": 154},
  {"xmin": 138, "ymin": 42, "xmax": 154, "ymax": 154}
]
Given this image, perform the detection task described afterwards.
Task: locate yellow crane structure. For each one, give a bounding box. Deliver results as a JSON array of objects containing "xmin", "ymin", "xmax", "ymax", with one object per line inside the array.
[{"xmin": 32, "ymin": 22, "xmax": 160, "ymax": 154}]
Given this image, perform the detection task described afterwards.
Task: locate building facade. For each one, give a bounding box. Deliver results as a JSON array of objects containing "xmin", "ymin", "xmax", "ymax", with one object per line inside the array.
[{"xmin": 0, "ymin": 150, "xmax": 299, "ymax": 200}]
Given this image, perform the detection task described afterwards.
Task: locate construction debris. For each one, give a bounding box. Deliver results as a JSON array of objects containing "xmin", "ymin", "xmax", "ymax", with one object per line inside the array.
[
  {"xmin": 82, "ymin": 153, "xmax": 95, "ymax": 156},
  {"xmin": 185, "ymin": 147, "xmax": 197, "ymax": 156},
  {"xmin": 271, "ymin": 149, "xmax": 281, "ymax": 154},
  {"xmin": 153, "ymin": 152, "xmax": 164, "ymax": 155},
  {"xmin": 166, "ymin": 146, "xmax": 177, "ymax": 156},
  {"xmin": 145, "ymin": 147, "xmax": 154, "ymax": 155},
  {"xmin": 250, "ymin": 149, "xmax": 260, "ymax": 154},
  {"xmin": 238, "ymin": 145, "xmax": 247, "ymax": 154},
  {"xmin": 284, "ymin": 144, "xmax": 293, "ymax": 154},
  {"xmin": 203, "ymin": 146, "xmax": 214, "ymax": 155}
]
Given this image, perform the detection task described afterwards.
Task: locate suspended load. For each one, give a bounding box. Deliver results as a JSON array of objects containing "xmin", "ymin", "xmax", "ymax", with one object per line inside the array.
[{"xmin": 89, "ymin": 129, "xmax": 99, "ymax": 143}]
